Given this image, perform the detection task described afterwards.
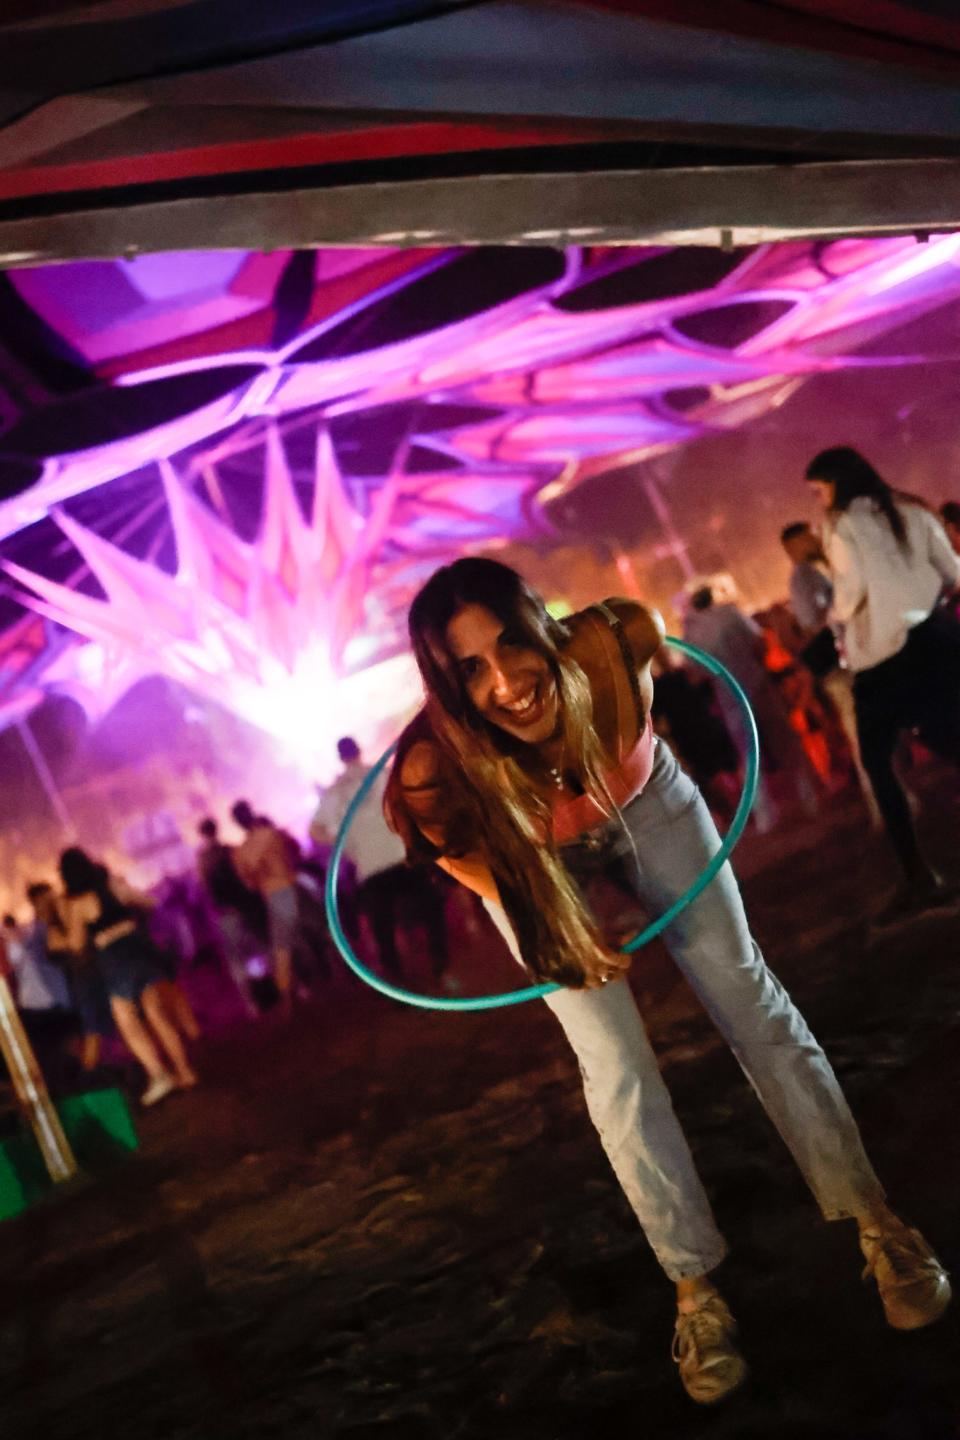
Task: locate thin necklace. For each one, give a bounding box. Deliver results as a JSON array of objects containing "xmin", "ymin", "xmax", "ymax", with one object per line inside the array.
[{"xmin": 547, "ymin": 745, "xmax": 565, "ymax": 790}]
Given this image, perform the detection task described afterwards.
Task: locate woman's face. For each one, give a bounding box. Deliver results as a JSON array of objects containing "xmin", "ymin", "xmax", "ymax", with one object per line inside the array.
[
  {"xmin": 445, "ymin": 603, "xmax": 558, "ymax": 745},
  {"xmin": 807, "ymin": 477, "xmax": 835, "ymax": 511}
]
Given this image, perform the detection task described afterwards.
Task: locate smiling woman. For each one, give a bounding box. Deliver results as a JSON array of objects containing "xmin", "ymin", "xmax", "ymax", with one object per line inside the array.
[{"xmin": 382, "ymin": 555, "xmax": 951, "ymax": 1407}]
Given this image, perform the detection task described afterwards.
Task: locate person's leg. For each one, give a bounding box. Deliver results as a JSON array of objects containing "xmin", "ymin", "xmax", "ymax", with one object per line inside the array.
[
  {"xmin": 80, "ymin": 1031, "xmax": 101, "ymax": 1071},
  {"xmin": 904, "ymin": 610, "xmax": 960, "ymax": 765},
  {"xmin": 359, "ymin": 870, "xmax": 403, "ymax": 979},
  {"xmin": 409, "ymin": 867, "xmax": 449, "ymax": 982},
  {"xmin": 612, "ymin": 741, "xmax": 949, "ymax": 1331},
  {"xmin": 273, "ymin": 948, "xmax": 293, "ymax": 1008},
  {"xmin": 266, "ymin": 887, "xmax": 299, "ymax": 1011},
  {"xmin": 611, "ymin": 739, "xmax": 885, "ymax": 1226},
  {"xmin": 218, "ymin": 910, "xmax": 259, "ymax": 1016},
  {"xmin": 750, "ymin": 686, "xmax": 820, "ymax": 819},
  {"xmin": 292, "ymin": 881, "xmax": 332, "ymax": 984},
  {"xmin": 156, "ymin": 977, "xmax": 201, "ymax": 1041},
  {"xmin": 721, "ymin": 694, "xmax": 778, "ymax": 833},
  {"xmin": 140, "ymin": 983, "xmax": 198, "ymax": 1086},
  {"xmin": 70, "ymin": 970, "xmax": 108, "ymax": 1069},
  {"xmin": 109, "ymin": 995, "xmax": 170, "ymax": 1082},
  {"xmin": 853, "ymin": 667, "xmax": 934, "ymax": 888},
  {"xmin": 481, "ymin": 897, "xmax": 727, "ymax": 1281},
  {"xmin": 483, "ymin": 896, "xmax": 745, "ymax": 1404},
  {"xmin": 821, "ymin": 667, "xmax": 881, "ymax": 823}
]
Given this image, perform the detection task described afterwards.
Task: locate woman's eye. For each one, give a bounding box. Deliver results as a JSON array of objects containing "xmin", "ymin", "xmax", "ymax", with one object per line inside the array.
[{"xmin": 459, "ymin": 658, "xmax": 479, "ymax": 679}]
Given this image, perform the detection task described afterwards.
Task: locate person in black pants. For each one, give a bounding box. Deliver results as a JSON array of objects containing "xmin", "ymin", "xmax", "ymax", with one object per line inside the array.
[
  {"xmin": 353, "ymin": 862, "xmax": 449, "ymax": 985},
  {"xmin": 312, "ymin": 737, "xmax": 449, "ymax": 985},
  {"xmin": 806, "ymin": 447, "xmax": 960, "ymax": 919}
]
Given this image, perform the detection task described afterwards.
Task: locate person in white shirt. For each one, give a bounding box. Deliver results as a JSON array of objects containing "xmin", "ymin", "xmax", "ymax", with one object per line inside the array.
[
  {"xmin": 5, "ymin": 886, "xmax": 75, "ymax": 1088},
  {"xmin": 311, "ymin": 737, "xmax": 448, "ymax": 982},
  {"xmin": 805, "ymin": 447, "xmax": 960, "ymax": 918},
  {"xmin": 6, "ymin": 888, "xmax": 71, "ymax": 1015}
]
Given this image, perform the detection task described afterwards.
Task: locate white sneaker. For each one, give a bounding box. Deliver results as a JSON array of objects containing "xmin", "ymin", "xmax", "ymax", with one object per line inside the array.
[{"xmin": 141, "ymin": 1074, "xmax": 177, "ymax": 1107}]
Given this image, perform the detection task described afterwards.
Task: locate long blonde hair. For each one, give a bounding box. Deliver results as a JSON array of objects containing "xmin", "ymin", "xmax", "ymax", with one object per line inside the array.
[{"xmin": 390, "ymin": 558, "xmax": 615, "ymax": 986}]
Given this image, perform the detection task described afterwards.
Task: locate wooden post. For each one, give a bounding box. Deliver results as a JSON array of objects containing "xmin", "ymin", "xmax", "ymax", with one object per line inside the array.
[{"xmin": 0, "ymin": 974, "xmax": 77, "ymax": 1184}]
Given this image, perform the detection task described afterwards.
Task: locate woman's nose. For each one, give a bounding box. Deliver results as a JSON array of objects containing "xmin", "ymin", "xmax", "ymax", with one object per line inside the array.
[{"xmin": 490, "ymin": 661, "xmax": 513, "ymax": 698}]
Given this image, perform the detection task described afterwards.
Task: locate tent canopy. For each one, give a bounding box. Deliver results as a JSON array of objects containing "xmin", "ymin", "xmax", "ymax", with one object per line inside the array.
[
  {"xmin": 2, "ymin": 233, "xmax": 960, "ymax": 736},
  {"xmin": 2, "ymin": 2, "xmax": 960, "ymax": 262},
  {"xmin": 3, "ymin": 4, "xmax": 960, "ymax": 739}
]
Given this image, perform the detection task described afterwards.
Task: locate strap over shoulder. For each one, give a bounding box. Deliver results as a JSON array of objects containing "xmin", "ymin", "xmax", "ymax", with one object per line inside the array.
[{"xmin": 590, "ymin": 600, "xmax": 645, "ymax": 731}]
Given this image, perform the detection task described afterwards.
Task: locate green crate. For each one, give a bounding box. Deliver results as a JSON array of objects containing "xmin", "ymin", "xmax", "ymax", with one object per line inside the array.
[
  {"xmin": 0, "ymin": 1129, "xmax": 51, "ymax": 1220},
  {"xmin": 0, "ymin": 1088, "xmax": 138, "ymax": 1222},
  {"xmin": 58, "ymin": 1087, "xmax": 139, "ymax": 1160}
]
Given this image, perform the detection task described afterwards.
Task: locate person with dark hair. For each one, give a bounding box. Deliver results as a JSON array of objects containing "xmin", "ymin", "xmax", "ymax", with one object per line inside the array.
[
  {"xmin": 780, "ymin": 520, "xmax": 879, "ymax": 821},
  {"xmin": 231, "ymin": 800, "xmax": 300, "ymax": 1013},
  {"xmin": 384, "ymin": 556, "xmax": 948, "ymax": 1405},
  {"xmin": 806, "ymin": 447, "xmax": 960, "ymax": 915},
  {"xmin": 939, "ymin": 500, "xmax": 960, "ymax": 555},
  {"xmin": 55, "ymin": 847, "xmax": 197, "ymax": 1105},
  {"xmin": 42, "ymin": 885, "xmax": 112, "ymax": 1075},
  {"xmin": 197, "ymin": 817, "xmax": 266, "ymax": 1017},
  {"xmin": 682, "ymin": 580, "xmax": 818, "ymax": 833},
  {"xmin": 312, "ymin": 737, "xmax": 448, "ymax": 985}
]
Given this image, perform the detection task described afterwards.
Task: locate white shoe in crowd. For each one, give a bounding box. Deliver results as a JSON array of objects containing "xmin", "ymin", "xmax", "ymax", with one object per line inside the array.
[{"xmin": 140, "ymin": 1074, "xmax": 177, "ymax": 1107}]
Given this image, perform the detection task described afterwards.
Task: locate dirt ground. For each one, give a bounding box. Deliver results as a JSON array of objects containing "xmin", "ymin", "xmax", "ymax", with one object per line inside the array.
[{"xmin": 2, "ymin": 778, "xmax": 959, "ymax": 1440}]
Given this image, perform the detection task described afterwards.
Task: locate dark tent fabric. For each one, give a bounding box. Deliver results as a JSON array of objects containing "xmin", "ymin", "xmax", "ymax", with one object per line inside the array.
[{"xmin": 2, "ymin": 0, "xmax": 960, "ymax": 218}]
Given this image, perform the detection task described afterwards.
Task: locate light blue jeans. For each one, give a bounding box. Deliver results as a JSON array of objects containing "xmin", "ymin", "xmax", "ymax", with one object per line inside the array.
[{"xmin": 484, "ymin": 738, "xmax": 883, "ymax": 1281}]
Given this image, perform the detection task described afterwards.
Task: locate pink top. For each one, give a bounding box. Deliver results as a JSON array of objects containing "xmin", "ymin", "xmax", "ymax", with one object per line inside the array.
[{"xmin": 551, "ymin": 715, "xmax": 655, "ymax": 844}]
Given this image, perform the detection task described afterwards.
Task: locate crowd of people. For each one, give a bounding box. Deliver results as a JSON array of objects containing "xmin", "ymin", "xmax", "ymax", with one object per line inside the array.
[
  {"xmin": 654, "ymin": 452, "xmax": 960, "ymax": 930},
  {"xmin": 0, "ymin": 765, "xmax": 464, "ymax": 1109},
  {"xmin": 4, "ymin": 446, "xmax": 959, "ymax": 1114},
  {"xmin": 2, "ymin": 443, "xmax": 957, "ymax": 1405},
  {"xmin": 2, "ymin": 854, "xmax": 200, "ymax": 1107}
]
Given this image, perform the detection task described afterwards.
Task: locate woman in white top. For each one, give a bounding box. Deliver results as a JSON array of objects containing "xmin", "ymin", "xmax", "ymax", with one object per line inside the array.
[{"xmin": 805, "ymin": 447, "xmax": 960, "ymax": 915}]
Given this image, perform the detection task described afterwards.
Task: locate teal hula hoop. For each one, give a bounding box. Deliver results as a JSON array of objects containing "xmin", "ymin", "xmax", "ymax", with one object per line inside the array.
[{"xmin": 324, "ymin": 637, "xmax": 759, "ymax": 1013}]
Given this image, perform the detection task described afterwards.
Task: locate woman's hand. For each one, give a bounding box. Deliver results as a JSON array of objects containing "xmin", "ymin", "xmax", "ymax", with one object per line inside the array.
[{"xmin": 580, "ymin": 944, "xmax": 632, "ymax": 990}]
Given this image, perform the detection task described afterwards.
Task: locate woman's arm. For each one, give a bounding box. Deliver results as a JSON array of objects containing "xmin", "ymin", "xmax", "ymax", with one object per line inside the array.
[
  {"xmin": 603, "ymin": 597, "xmax": 666, "ymax": 668},
  {"xmin": 592, "ymin": 597, "xmax": 664, "ymax": 737},
  {"xmin": 397, "ymin": 740, "xmax": 501, "ymax": 903}
]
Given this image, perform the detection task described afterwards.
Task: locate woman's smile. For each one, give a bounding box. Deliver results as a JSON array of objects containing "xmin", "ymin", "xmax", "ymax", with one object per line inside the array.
[{"xmin": 492, "ymin": 673, "xmax": 550, "ymax": 728}]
